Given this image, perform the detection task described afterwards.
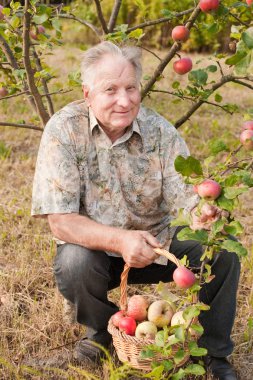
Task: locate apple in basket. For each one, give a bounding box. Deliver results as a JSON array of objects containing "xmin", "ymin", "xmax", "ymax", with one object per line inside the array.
[
  {"xmin": 127, "ymin": 295, "xmax": 149, "ymax": 321},
  {"xmin": 118, "ymin": 316, "xmax": 137, "ymax": 335},
  {"xmin": 111, "ymin": 310, "xmax": 125, "ymax": 327},
  {"xmin": 135, "ymin": 321, "xmax": 157, "ymax": 339},
  {"xmin": 147, "ymin": 300, "xmax": 174, "ymax": 328}
]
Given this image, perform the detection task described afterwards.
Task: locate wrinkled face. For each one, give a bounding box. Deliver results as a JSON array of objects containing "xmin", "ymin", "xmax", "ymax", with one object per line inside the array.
[{"xmin": 83, "ymin": 55, "xmax": 141, "ymax": 141}]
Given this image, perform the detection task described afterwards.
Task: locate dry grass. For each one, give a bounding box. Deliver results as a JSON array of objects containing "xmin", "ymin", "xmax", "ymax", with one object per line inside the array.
[{"xmin": 0, "ymin": 44, "xmax": 253, "ymax": 379}]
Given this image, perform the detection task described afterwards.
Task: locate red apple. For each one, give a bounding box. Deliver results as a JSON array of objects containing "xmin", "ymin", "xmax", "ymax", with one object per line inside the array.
[
  {"xmin": 242, "ymin": 121, "xmax": 253, "ymax": 131},
  {"xmin": 0, "ymin": 5, "xmax": 4, "ymax": 20},
  {"xmin": 135, "ymin": 321, "xmax": 157, "ymax": 339},
  {"xmin": 173, "ymin": 266, "xmax": 196, "ymax": 289},
  {"xmin": 118, "ymin": 316, "xmax": 136, "ymax": 335},
  {"xmin": 240, "ymin": 129, "xmax": 253, "ymax": 150},
  {"xmin": 171, "ymin": 26, "xmax": 190, "ymax": 42},
  {"xmin": 173, "ymin": 57, "xmax": 192, "ymax": 75},
  {"xmin": 246, "ymin": 0, "xmax": 253, "ymax": 5},
  {"xmin": 147, "ymin": 300, "xmax": 174, "ymax": 328},
  {"xmin": 197, "ymin": 179, "xmax": 222, "ymax": 200},
  {"xmin": 111, "ymin": 310, "xmax": 125, "ymax": 328},
  {"xmin": 30, "ymin": 25, "xmax": 45, "ymax": 40},
  {"xmin": 0, "ymin": 87, "xmax": 8, "ymax": 97},
  {"xmin": 199, "ymin": 0, "xmax": 220, "ymax": 12},
  {"xmin": 127, "ymin": 295, "xmax": 148, "ymax": 322}
]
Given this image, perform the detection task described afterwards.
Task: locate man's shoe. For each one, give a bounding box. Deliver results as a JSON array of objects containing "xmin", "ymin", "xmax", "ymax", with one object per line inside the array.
[
  {"xmin": 203, "ymin": 355, "xmax": 237, "ymax": 380},
  {"xmin": 73, "ymin": 338, "xmax": 106, "ymax": 364}
]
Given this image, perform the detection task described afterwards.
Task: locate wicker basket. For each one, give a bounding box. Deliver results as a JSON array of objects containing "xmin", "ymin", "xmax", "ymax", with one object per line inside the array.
[{"xmin": 108, "ymin": 248, "xmax": 191, "ymax": 371}]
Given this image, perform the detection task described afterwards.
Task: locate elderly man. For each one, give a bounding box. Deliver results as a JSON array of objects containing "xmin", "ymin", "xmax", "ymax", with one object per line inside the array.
[{"xmin": 32, "ymin": 41, "xmax": 239, "ymax": 380}]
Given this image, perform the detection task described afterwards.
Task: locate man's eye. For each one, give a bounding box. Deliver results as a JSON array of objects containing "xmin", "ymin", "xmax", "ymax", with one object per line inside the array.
[
  {"xmin": 127, "ymin": 86, "xmax": 136, "ymax": 90},
  {"xmin": 106, "ymin": 88, "xmax": 114, "ymax": 92}
]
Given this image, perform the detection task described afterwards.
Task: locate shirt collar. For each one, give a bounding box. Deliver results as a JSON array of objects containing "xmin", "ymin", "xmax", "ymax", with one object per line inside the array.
[{"xmin": 88, "ymin": 107, "xmax": 142, "ymax": 139}]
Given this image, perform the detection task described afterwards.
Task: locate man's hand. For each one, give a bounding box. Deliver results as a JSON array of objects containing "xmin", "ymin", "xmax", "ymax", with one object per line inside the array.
[
  {"xmin": 118, "ymin": 230, "xmax": 162, "ymax": 268},
  {"xmin": 190, "ymin": 203, "xmax": 229, "ymax": 231}
]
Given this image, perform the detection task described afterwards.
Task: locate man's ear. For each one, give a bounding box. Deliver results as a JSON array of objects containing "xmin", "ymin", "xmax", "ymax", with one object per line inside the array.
[{"xmin": 82, "ymin": 85, "xmax": 90, "ymax": 105}]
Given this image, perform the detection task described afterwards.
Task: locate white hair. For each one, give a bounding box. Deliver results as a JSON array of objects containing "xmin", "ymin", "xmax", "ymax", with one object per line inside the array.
[{"xmin": 81, "ymin": 41, "xmax": 142, "ymax": 89}]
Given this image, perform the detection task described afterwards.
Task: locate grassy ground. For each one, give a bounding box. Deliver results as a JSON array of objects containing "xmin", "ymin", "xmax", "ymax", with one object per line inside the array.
[{"xmin": 0, "ymin": 42, "xmax": 253, "ymax": 379}]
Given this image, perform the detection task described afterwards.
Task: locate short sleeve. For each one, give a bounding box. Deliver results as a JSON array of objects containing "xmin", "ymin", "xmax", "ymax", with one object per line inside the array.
[
  {"xmin": 161, "ymin": 125, "xmax": 199, "ymax": 216},
  {"xmin": 31, "ymin": 114, "xmax": 81, "ymax": 216}
]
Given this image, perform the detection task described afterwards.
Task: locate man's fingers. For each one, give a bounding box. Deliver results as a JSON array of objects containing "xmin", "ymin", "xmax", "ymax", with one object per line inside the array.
[{"xmin": 142, "ymin": 232, "xmax": 162, "ymax": 248}]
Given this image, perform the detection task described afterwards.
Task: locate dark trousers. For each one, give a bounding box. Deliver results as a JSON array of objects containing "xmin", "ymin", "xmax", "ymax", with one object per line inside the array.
[{"xmin": 53, "ymin": 228, "xmax": 240, "ymax": 357}]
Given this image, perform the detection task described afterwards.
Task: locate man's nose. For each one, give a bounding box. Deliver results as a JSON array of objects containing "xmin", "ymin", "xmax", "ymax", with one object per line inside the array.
[{"xmin": 117, "ymin": 90, "xmax": 131, "ymax": 107}]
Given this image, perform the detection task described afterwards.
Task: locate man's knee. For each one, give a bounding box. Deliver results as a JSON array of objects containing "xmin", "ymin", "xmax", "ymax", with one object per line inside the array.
[{"xmin": 53, "ymin": 243, "xmax": 110, "ymax": 284}]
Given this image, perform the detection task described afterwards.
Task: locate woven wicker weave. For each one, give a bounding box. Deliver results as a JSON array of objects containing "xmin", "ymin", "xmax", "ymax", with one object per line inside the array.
[{"xmin": 108, "ymin": 248, "xmax": 191, "ymax": 371}]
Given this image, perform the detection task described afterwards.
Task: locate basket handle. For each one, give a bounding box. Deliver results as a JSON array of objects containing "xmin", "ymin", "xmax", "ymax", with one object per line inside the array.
[{"xmin": 119, "ymin": 248, "xmax": 181, "ymax": 311}]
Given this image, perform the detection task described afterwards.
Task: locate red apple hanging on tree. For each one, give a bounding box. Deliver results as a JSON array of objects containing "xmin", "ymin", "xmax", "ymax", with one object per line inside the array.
[
  {"xmin": 240, "ymin": 129, "xmax": 253, "ymax": 150},
  {"xmin": 196, "ymin": 179, "xmax": 222, "ymax": 200},
  {"xmin": 199, "ymin": 0, "xmax": 220, "ymax": 12},
  {"xmin": 173, "ymin": 57, "xmax": 193, "ymax": 75},
  {"xmin": 173, "ymin": 266, "xmax": 196, "ymax": 289},
  {"xmin": 246, "ymin": 0, "xmax": 253, "ymax": 5},
  {"xmin": 242, "ymin": 121, "xmax": 253, "ymax": 131},
  {"xmin": 0, "ymin": 87, "xmax": 8, "ymax": 98},
  {"xmin": 0, "ymin": 5, "xmax": 4, "ymax": 20},
  {"xmin": 171, "ymin": 26, "xmax": 190, "ymax": 42}
]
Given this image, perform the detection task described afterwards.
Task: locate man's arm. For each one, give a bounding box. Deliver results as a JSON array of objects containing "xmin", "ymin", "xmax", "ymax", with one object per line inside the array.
[{"xmin": 48, "ymin": 213, "xmax": 161, "ymax": 268}]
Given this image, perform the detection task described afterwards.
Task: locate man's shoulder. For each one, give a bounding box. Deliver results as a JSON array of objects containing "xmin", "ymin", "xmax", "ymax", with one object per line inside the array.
[{"xmin": 137, "ymin": 105, "xmax": 178, "ymax": 137}]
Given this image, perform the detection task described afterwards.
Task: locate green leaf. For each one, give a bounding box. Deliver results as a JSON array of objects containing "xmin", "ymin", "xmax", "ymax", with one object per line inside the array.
[
  {"xmin": 170, "ymin": 208, "xmax": 190, "ymax": 227},
  {"xmin": 174, "ymin": 155, "xmax": 203, "ymax": 177},
  {"xmin": 224, "ymin": 186, "xmax": 248, "ymax": 199},
  {"xmin": 206, "ymin": 65, "xmax": 217, "ymax": 72},
  {"xmin": 224, "ymin": 221, "xmax": 243, "ymax": 236},
  {"xmin": 221, "ymin": 239, "xmax": 248, "ymax": 257},
  {"xmin": 127, "ymin": 28, "xmax": 144, "ymax": 40},
  {"xmin": 140, "ymin": 348, "xmax": 155, "ymax": 358},
  {"xmin": 10, "ymin": 15, "xmax": 20, "ymax": 29},
  {"xmin": 206, "ymin": 23, "xmax": 219, "ymax": 34},
  {"xmin": 174, "ymin": 349, "xmax": 187, "ymax": 365},
  {"xmin": 51, "ymin": 18, "xmax": 61, "ymax": 32},
  {"xmin": 177, "ymin": 227, "xmax": 208, "ymax": 244},
  {"xmin": 215, "ymin": 93, "xmax": 223, "ymax": 103},
  {"xmin": 242, "ymin": 31, "xmax": 253, "ymax": 49},
  {"xmin": 171, "ymin": 368, "xmax": 185, "ymax": 380},
  {"xmin": 224, "ymin": 174, "xmax": 241, "ymax": 187},
  {"xmin": 155, "ymin": 330, "xmax": 165, "ymax": 347},
  {"xmin": 189, "ymin": 341, "xmax": 208, "ymax": 357},
  {"xmin": 172, "ymin": 81, "xmax": 180, "ymax": 89},
  {"xmin": 217, "ymin": 194, "xmax": 235, "ymax": 212},
  {"xmin": 190, "ymin": 324, "xmax": 204, "ymax": 334},
  {"xmin": 208, "ymin": 139, "xmax": 228, "ymax": 155},
  {"xmin": 33, "ymin": 14, "xmax": 49, "ymax": 24},
  {"xmin": 174, "ymin": 326, "xmax": 185, "ymax": 342},
  {"xmin": 184, "ymin": 364, "xmax": 206, "ymax": 375},
  {"xmin": 162, "ymin": 360, "xmax": 174, "ymax": 372},
  {"xmin": 234, "ymin": 52, "xmax": 252, "ymax": 75},
  {"xmin": 211, "ymin": 219, "xmax": 225, "ymax": 235},
  {"xmin": 2, "ymin": 8, "xmax": 11, "ymax": 16},
  {"xmin": 188, "ymin": 69, "xmax": 208, "ymax": 86},
  {"xmin": 225, "ymin": 51, "xmax": 247, "ymax": 66}
]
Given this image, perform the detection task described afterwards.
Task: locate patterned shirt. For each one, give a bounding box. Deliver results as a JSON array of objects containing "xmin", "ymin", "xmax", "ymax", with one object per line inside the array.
[{"xmin": 32, "ymin": 100, "xmax": 198, "ymax": 264}]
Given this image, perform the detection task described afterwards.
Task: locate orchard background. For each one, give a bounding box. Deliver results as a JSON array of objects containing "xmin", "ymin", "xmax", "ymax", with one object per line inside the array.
[{"xmin": 0, "ymin": 0, "xmax": 253, "ymax": 379}]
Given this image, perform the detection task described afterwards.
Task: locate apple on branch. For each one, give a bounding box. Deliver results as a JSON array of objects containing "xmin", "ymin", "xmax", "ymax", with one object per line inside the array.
[
  {"xmin": 195, "ymin": 179, "xmax": 222, "ymax": 200},
  {"xmin": 127, "ymin": 294, "xmax": 149, "ymax": 322},
  {"xmin": 240, "ymin": 129, "xmax": 253, "ymax": 150},
  {"xmin": 242, "ymin": 121, "xmax": 253, "ymax": 131},
  {"xmin": 147, "ymin": 300, "xmax": 174, "ymax": 328},
  {"xmin": 30, "ymin": 25, "xmax": 46, "ymax": 40},
  {"xmin": 199, "ymin": 0, "xmax": 220, "ymax": 12},
  {"xmin": 135, "ymin": 321, "xmax": 157, "ymax": 339},
  {"xmin": 171, "ymin": 26, "xmax": 190, "ymax": 42},
  {"xmin": 0, "ymin": 87, "xmax": 8, "ymax": 98},
  {"xmin": 173, "ymin": 57, "xmax": 193, "ymax": 75},
  {"xmin": 173, "ymin": 266, "xmax": 196, "ymax": 289},
  {"xmin": 246, "ymin": 0, "xmax": 253, "ymax": 5},
  {"xmin": 0, "ymin": 5, "xmax": 5, "ymax": 20}
]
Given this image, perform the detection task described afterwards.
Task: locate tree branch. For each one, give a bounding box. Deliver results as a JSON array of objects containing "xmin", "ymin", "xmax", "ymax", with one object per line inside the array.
[
  {"xmin": 228, "ymin": 11, "xmax": 250, "ymax": 28},
  {"xmin": 174, "ymin": 75, "xmax": 234, "ymax": 128},
  {"xmin": 232, "ymin": 79, "xmax": 253, "ymax": 90},
  {"xmin": 127, "ymin": 8, "xmax": 194, "ymax": 33},
  {"xmin": 93, "ymin": 0, "xmax": 109, "ymax": 34},
  {"xmin": 0, "ymin": 121, "xmax": 43, "ymax": 131},
  {"xmin": 58, "ymin": 13, "xmax": 102, "ymax": 39},
  {"xmin": 0, "ymin": 91, "xmax": 29, "ymax": 101},
  {"xmin": 32, "ymin": 47, "xmax": 55, "ymax": 117},
  {"xmin": 108, "ymin": 0, "xmax": 122, "ymax": 32},
  {"xmin": 23, "ymin": 0, "xmax": 49, "ymax": 126},
  {"xmin": 0, "ymin": 33, "xmax": 36, "ymax": 111},
  {"xmin": 141, "ymin": 6, "xmax": 201, "ymax": 100}
]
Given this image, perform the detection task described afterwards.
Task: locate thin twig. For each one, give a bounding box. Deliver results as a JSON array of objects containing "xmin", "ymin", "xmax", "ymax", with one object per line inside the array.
[
  {"xmin": 229, "ymin": 11, "xmax": 250, "ymax": 28},
  {"xmin": 58, "ymin": 13, "xmax": 102, "ymax": 39},
  {"xmin": 93, "ymin": 0, "xmax": 109, "ymax": 34},
  {"xmin": 232, "ymin": 79, "xmax": 253, "ymax": 90},
  {"xmin": 0, "ymin": 121, "xmax": 43, "ymax": 131},
  {"xmin": 41, "ymin": 89, "xmax": 73, "ymax": 97},
  {"xmin": 141, "ymin": 6, "xmax": 201, "ymax": 100},
  {"xmin": 0, "ymin": 91, "xmax": 29, "ymax": 101},
  {"xmin": 127, "ymin": 8, "xmax": 194, "ymax": 32},
  {"xmin": 23, "ymin": 0, "xmax": 49, "ymax": 126},
  {"xmin": 108, "ymin": 0, "xmax": 122, "ymax": 32},
  {"xmin": 140, "ymin": 46, "xmax": 162, "ymax": 61}
]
